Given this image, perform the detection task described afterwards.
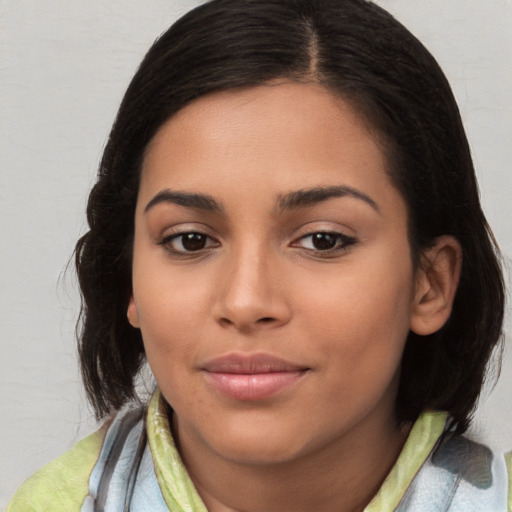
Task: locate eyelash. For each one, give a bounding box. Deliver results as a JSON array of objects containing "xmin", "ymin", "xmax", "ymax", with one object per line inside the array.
[
  {"xmin": 158, "ymin": 230, "xmax": 357, "ymax": 257},
  {"xmin": 159, "ymin": 231, "xmax": 219, "ymax": 256},
  {"xmin": 293, "ymin": 231, "xmax": 357, "ymax": 256}
]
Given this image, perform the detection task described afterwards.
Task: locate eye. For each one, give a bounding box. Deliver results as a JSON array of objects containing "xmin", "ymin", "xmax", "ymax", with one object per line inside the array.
[
  {"xmin": 295, "ymin": 232, "xmax": 357, "ymax": 253},
  {"xmin": 160, "ymin": 232, "xmax": 218, "ymax": 254}
]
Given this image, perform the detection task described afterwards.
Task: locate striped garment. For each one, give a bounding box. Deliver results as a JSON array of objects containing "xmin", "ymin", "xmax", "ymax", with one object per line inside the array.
[{"xmin": 7, "ymin": 390, "xmax": 512, "ymax": 511}]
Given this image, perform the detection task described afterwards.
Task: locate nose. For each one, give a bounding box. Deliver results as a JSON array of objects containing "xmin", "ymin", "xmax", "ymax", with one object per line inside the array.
[{"xmin": 212, "ymin": 246, "xmax": 292, "ymax": 332}]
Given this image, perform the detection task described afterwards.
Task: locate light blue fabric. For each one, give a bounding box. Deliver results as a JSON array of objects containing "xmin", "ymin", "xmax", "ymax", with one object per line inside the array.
[
  {"xmin": 396, "ymin": 435, "xmax": 509, "ymax": 511},
  {"xmin": 81, "ymin": 406, "xmax": 510, "ymax": 511},
  {"xmin": 80, "ymin": 408, "xmax": 169, "ymax": 512}
]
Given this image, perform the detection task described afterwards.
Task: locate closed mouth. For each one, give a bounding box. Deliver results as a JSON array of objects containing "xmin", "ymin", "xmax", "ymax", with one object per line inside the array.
[
  {"xmin": 201, "ymin": 352, "xmax": 309, "ymax": 401},
  {"xmin": 201, "ymin": 352, "xmax": 309, "ymax": 374}
]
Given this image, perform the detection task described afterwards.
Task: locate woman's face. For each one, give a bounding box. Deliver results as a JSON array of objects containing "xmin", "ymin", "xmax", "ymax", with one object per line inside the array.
[{"xmin": 129, "ymin": 82, "xmax": 417, "ymax": 465}]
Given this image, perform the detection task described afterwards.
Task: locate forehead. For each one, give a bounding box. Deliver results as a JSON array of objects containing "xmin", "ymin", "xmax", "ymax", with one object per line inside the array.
[{"xmin": 140, "ymin": 82, "xmax": 402, "ymax": 216}]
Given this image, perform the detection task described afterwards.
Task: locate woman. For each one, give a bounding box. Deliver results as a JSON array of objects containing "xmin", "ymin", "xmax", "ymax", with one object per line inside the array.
[{"xmin": 7, "ymin": 0, "xmax": 510, "ymax": 510}]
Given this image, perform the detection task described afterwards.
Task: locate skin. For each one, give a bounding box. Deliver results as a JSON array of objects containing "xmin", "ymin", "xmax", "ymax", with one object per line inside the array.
[{"xmin": 128, "ymin": 82, "xmax": 460, "ymax": 512}]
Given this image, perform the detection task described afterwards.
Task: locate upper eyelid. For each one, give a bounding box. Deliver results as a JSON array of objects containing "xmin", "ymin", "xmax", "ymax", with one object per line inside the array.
[
  {"xmin": 158, "ymin": 223, "xmax": 216, "ymax": 237},
  {"xmin": 290, "ymin": 221, "xmax": 356, "ymax": 238},
  {"xmin": 293, "ymin": 231, "xmax": 357, "ymax": 244},
  {"xmin": 160, "ymin": 229, "xmax": 218, "ymax": 244},
  {"xmin": 155, "ymin": 220, "xmax": 357, "ymax": 242}
]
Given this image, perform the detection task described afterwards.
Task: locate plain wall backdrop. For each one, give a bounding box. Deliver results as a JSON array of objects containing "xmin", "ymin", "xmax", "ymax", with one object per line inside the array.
[{"xmin": 1, "ymin": 0, "xmax": 510, "ymax": 506}]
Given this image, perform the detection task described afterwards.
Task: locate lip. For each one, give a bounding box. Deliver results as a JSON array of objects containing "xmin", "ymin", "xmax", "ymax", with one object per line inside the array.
[{"xmin": 201, "ymin": 353, "xmax": 309, "ymax": 401}]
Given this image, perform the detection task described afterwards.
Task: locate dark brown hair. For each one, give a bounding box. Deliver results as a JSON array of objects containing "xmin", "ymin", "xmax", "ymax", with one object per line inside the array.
[{"xmin": 75, "ymin": 0, "xmax": 504, "ymax": 433}]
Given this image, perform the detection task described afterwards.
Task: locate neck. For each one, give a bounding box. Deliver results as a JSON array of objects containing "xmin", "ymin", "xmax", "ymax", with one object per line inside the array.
[{"xmin": 173, "ymin": 409, "xmax": 411, "ymax": 512}]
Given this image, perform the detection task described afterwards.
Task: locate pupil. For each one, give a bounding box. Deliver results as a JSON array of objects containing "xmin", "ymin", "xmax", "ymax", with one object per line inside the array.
[
  {"xmin": 313, "ymin": 233, "xmax": 337, "ymax": 250},
  {"xmin": 182, "ymin": 233, "xmax": 206, "ymax": 251}
]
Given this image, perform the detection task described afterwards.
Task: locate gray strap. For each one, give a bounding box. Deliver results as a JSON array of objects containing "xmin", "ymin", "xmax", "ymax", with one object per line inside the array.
[
  {"xmin": 95, "ymin": 408, "xmax": 145, "ymax": 512},
  {"xmin": 124, "ymin": 420, "xmax": 148, "ymax": 512}
]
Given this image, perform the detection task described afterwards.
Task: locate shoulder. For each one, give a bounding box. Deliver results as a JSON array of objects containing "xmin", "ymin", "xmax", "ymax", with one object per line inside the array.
[
  {"xmin": 400, "ymin": 433, "xmax": 512, "ymax": 511},
  {"xmin": 6, "ymin": 422, "xmax": 109, "ymax": 512}
]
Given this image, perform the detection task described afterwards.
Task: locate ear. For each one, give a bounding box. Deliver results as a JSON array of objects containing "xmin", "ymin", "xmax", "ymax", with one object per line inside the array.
[
  {"xmin": 127, "ymin": 296, "xmax": 140, "ymax": 328},
  {"xmin": 410, "ymin": 235, "xmax": 462, "ymax": 336}
]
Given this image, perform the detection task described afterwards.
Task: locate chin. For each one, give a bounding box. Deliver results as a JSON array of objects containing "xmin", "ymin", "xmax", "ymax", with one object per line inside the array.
[
  {"xmin": 196, "ymin": 413, "xmax": 314, "ymax": 466},
  {"xmin": 214, "ymin": 436, "xmax": 308, "ymax": 466}
]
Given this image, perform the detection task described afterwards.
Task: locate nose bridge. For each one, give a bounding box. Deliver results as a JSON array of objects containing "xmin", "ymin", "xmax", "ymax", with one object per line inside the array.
[{"xmin": 214, "ymin": 238, "xmax": 290, "ymax": 330}]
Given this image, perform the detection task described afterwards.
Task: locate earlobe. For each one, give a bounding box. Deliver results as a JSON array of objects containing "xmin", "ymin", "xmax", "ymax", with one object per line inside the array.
[
  {"xmin": 410, "ymin": 236, "xmax": 462, "ymax": 336},
  {"xmin": 127, "ymin": 296, "xmax": 140, "ymax": 328}
]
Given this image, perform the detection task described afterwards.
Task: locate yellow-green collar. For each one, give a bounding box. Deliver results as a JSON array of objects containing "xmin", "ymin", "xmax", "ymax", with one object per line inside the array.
[
  {"xmin": 147, "ymin": 389, "xmax": 447, "ymax": 512},
  {"xmin": 365, "ymin": 410, "xmax": 448, "ymax": 511},
  {"xmin": 147, "ymin": 391, "xmax": 209, "ymax": 512}
]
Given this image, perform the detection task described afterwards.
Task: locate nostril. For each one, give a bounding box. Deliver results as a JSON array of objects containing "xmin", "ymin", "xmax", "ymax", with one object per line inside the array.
[{"xmin": 257, "ymin": 317, "xmax": 275, "ymax": 323}]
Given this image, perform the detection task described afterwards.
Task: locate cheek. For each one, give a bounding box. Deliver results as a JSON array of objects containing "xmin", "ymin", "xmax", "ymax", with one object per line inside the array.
[
  {"xmin": 296, "ymin": 252, "xmax": 414, "ymax": 366},
  {"xmin": 133, "ymin": 277, "xmax": 215, "ymax": 415},
  {"xmin": 131, "ymin": 264, "xmax": 213, "ymax": 362}
]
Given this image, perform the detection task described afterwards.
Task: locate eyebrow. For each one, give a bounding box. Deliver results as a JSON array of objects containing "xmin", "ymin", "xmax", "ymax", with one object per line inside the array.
[
  {"xmin": 144, "ymin": 189, "xmax": 222, "ymax": 213},
  {"xmin": 277, "ymin": 185, "xmax": 379, "ymax": 212},
  {"xmin": 144, "ymin": 185, "xmax": 379, "ymax": 215}
]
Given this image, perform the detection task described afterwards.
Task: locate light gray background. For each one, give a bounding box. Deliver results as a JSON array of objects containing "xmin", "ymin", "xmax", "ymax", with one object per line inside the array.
[{"xmin": 1, "ymin": 0, "xmax": 510, "ymax": 507}]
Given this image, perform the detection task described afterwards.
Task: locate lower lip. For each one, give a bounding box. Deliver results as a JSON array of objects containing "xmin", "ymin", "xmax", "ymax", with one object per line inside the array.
[{"xmin": 203, "ymin": 371, "xmax": 306, "ymax": 401}]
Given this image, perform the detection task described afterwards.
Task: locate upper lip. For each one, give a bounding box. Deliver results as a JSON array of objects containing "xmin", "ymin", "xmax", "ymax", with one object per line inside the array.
[{"xmin": 201, "ymin": 353, "xmax": 308, "ymax": 374}]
